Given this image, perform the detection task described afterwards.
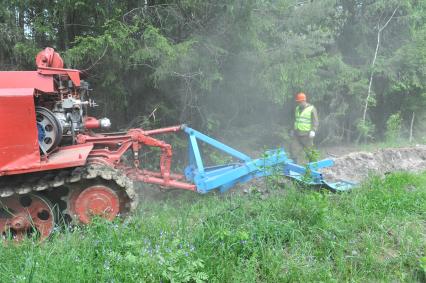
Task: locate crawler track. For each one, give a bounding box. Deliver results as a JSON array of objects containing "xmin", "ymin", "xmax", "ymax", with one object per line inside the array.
[{"xmin": 0, "ymin": 164, "xmax": 138, "ymax": 224}]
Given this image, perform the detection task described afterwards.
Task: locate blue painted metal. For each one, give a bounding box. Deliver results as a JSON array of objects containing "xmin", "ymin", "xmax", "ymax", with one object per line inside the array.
[
  {"xmin": 323, "ymin": 180, "xmax": 356, "ymax": 192},
  {"xmin": 183, "ymin": 126, "xmax": 251, "ymax": 162},
  {"xmin": 182, "ymin": 125, "xmax": 356, "ymax": 193},
  {"xmin": 37, "ymin": 123, "xmax": 45, "ymax": 142}
]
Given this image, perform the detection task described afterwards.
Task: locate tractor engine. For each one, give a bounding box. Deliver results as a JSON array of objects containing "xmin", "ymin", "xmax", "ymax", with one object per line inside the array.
[{"xmin": 33, "ymin": 48, "xmax": 111, "ymax": 153}]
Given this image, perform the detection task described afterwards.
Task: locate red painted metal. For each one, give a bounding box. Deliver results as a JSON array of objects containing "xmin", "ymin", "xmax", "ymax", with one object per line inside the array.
[
  {"xmin": 0, "ymin": 48, "xmax": 80, "ymax": 92},
  {"xmin": 1, "ymin": 144, "xmax": 93, "ymax": 176},
  {"xmin": 74, "ymin": 125, "xmax": 197, "ymax": 190},
  {"xmin": 36, "ymin": 47, "xmax": 64, "ymax": 68},
  {"xmin": 0, "ymin": 194, "xmax": 55, "ymax": 241},
  {"xmin": 37, "ymin": 67, "xmax": 81, "ymax": 87},
  {"xmin": 0, "ymin": 72, "xmax": 55, "ymax": 92},
  {"xmin": 84, "ymin": 117, "xmax": 101, "ymax": 129},
  {"xmin": 128, "ymin": 168, "xmax": 196, "ymax": 191},
  {"xmin": 69, "ymin": 185, "xmax": 120, "ymax": 224},
  {"xmin": 143, "ymin": 125, "xmax": 183, "ymax": 135},
  {"xmin": 135, "ymin": 169, "xmax": 185, "ymax": 180},
  {"xmin": 0, "ymin": 68, "xmax": 81, "ymax": 92},
  {"xmin": 0, "ymin": 88, "xmax": 39, "ymax": 172}
]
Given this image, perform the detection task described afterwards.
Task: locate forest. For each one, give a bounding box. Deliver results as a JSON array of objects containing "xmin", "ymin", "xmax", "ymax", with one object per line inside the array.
[
  {"xmin": 1, "ymin": 1, "xmax": 426, "ymax": 282},
  {"xmin": 1, "ymin": 0, "xmax": 425, "ymax": 147}
]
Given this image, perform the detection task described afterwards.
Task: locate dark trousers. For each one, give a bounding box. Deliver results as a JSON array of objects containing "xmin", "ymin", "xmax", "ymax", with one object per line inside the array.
[{"xmin": 290, "ymin": 134, "xmax": 314, "ymax": 164}]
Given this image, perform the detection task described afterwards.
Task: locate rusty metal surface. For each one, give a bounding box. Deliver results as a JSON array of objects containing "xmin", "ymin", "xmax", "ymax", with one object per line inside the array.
[{"xmin": 0, "ymin": 194, "xmax": 56, "ymax": 241}]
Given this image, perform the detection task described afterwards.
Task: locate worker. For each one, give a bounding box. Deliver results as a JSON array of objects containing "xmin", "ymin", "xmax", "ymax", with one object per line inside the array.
[{"xmin": 289, "ymin": 92, "xmax": 319, "ymax": 164}]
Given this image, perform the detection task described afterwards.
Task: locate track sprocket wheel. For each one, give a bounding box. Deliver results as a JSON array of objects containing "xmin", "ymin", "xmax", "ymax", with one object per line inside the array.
[
  {"xmin": 0, "ymin": 194, "xmax": 56, "ymax": 242},
  {"xmin": 65, "ymin": 179, "xmax": 130, "ymax": 224}
]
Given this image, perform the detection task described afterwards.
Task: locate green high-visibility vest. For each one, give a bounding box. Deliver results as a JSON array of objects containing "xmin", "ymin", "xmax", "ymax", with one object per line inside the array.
[{"xmin": 294, "ymin": 105, "xmax": 313, "ymax": 131}]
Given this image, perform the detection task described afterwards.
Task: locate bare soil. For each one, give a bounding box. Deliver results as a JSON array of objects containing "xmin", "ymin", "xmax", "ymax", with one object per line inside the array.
[{"xmin": 321, "ymin": 145, "xmax": 426, "ymax": 183}]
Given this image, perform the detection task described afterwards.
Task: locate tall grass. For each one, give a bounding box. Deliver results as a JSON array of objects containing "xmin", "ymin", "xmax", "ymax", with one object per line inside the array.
[{"xmin": 1, "ymin": 172, "xmax": 425, "ymax": 282}]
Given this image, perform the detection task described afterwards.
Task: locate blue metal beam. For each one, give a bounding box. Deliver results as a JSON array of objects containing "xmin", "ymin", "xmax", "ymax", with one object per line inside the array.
[
  {"xmin": 189, "ymin": 134, "xmax": 204, "ymax": 174},
  {"xmin": 183, "ymin": 126, "xmax": 251, "ymax": 162}
]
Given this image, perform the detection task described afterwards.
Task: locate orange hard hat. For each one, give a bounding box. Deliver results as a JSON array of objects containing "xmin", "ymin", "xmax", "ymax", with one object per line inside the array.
[{"xmin": 295, "ymin": 92, "xmax": 306, "ymax": 102}]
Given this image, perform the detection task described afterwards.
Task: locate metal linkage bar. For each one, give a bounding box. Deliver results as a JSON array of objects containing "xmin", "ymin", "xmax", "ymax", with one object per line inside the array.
[
  {"xmin": 79, "ymin": 125, "xmax": 196, "ymax": 190},
  {"xmin": 183, "ymin": 126, "xmax": 251, "ymax": 162}
]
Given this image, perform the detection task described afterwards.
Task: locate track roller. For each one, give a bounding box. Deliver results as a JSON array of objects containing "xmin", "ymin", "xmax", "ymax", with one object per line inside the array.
[
  {"xmin": 64, "ymin": 179, "xmax": 130, "ymax": 224},
  {"xmin": 0, "ymin": 194, "xmax": 56, "ymax": 241}
]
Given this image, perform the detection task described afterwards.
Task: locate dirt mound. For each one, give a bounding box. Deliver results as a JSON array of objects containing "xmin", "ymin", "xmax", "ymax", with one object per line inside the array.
[{"xmin": 322, "ymin": 145, "xmax": 426, "ymax": 183}]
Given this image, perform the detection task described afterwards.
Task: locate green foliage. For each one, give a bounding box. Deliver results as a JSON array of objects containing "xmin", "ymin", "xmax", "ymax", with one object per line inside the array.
[
  {"xmin": 385, "ymin": 112, "xmax": 403, "ymax": 142},
  {"xmin": 208, "ymin": 150, "xmax": 233, "ymax": 165},
  {"xmin": 299, "ymin": 147, "xmax": 321, "ymax": 183},
  {"xmin": 160, "ymin": 250, "xmax": 209, "ymax": 283},
  {"xmin": 0, "ymin": 0, "xmax": 426, "ymax": 140},
  {"xmin": 420, "ymin": 255, "xmax": 426, "ymax": 280},
  {"xmin": 1, "ymin": 172, "xmax": 425, "ymax": 281},
  {"xmin": 356, "ymin": 120, "xmax": 376, "ymax": 142}
]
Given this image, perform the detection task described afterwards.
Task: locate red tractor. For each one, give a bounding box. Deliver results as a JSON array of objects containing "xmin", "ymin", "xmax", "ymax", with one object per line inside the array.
[{"xmin": 0, "ymin": 48, "xmax": 197, "ymax": 241}]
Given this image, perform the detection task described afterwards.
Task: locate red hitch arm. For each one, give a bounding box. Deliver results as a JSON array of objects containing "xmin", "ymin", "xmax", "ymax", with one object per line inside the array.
[{"xmin": 76, "ymin": 125, "xmax": 196, "ymax": 191}]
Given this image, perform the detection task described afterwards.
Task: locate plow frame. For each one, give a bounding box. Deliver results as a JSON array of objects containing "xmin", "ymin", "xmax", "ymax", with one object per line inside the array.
[
  {"xmin": 75, "ymin": 125, "xmax": 355, "ymax": 193},
  {"xmin": 182, "ymin": 126, "xmax": 355, "ymax": 193}
]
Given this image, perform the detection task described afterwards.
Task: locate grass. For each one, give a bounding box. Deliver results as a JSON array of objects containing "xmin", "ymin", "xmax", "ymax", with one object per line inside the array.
[{"xmin": 1, "ymin": 172, "xmax": 426, "ymax": 282}]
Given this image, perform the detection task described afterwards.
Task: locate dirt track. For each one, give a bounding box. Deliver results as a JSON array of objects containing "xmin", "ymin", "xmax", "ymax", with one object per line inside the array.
[{"xmin": 321, "ymin": 145, "xmax": 426, "ymax": 183}]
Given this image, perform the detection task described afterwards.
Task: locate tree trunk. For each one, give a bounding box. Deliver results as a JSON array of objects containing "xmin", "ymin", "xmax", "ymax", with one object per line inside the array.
[
  {"xmin": 362, "ymin": 7, "xmax": 398, "ymax": 123},
  {"xmin": 409, "ymin": 112, "xmax": 415, "ymax": 143}
]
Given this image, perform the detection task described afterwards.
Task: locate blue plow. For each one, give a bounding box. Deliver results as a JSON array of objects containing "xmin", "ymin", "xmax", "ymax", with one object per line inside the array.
[{"xmin": 182, "ymin": 126, "xmax": 356, "ymax": 193}]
